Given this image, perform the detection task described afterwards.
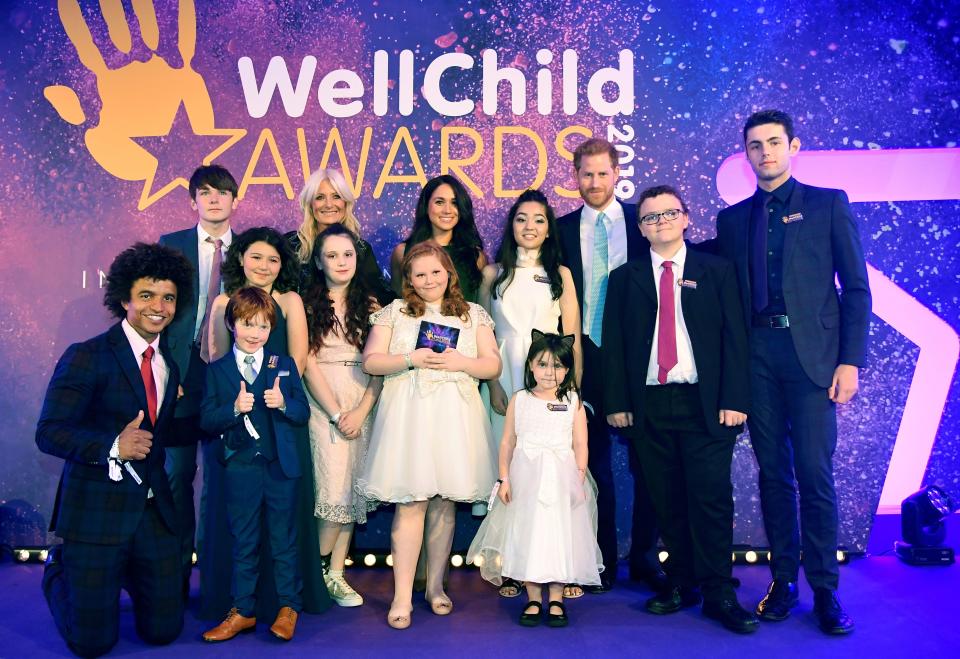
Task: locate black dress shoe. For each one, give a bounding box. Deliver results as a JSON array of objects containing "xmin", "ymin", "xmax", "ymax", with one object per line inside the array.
[
  {"xmin": 813, "ymin": 589, "xmax": 854, "ymax": 635},
  {"xmin": 756, "ymin": 580, "xmax": 799, "ymax": 621},
  {"xmin": 584, "ymin": 576, "xmax": 614, "ymax": 594},
  {"xmin": 645, "ymin": 586, "xmax": 702, "ymax": 615},
  {"xmin": 703, "ymin": 598, "xmax": 760, "ymax": 634},
  {"xmin": 631, "ymin": 567, "xmax": 669, "ymax": 593}
]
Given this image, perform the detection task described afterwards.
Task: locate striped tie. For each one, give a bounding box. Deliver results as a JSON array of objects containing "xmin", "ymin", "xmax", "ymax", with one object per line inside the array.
[{"xmin": 588, "ymin": 212, "xmax": 608, "ymax": 345}]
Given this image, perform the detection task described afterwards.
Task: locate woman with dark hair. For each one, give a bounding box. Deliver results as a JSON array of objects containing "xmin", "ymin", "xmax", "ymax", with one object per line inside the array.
[
  {"xmin": 359, "ymin": 241, "xmax": 501, "ymax": 629},
  {"xmin": 287, "ymin": 167, "xmax": 393, "ymax": 302},
  {"xmin": 478, "ymin": 189, "xmax": 582, "ymax": 596},
  {"xmin": 389, "ymin": 175, "xmax": 486, "ymax": 302},
  {"xmin": 301, "ymin": 224, "xmax": 382, "ymax": 607},
  {"xmin": 200, "ymin": 226, "xmax": 332, "ymax": 621}
]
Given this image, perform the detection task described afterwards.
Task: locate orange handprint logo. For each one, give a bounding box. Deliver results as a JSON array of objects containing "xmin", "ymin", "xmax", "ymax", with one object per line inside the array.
[{"xmin": 43, "ymin": 0, "xmax": 244, "ymax": 210}]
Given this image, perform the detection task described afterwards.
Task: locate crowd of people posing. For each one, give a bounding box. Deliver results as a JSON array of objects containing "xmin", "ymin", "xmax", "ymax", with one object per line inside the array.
[{"xmin": 36, "ymin": 110, "xmax": 871, "ymax": 657}]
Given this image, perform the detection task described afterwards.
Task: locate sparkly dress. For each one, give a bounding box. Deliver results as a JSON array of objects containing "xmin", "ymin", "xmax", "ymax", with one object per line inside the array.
[
  {"xmin": 468, "ymin": 391, "xmax": 603, "ymax": 586},
  {"xmin": 307, "ymin": 326, "xmax": 378, "ymax": 523},
  {"xmin": 357, "ymin": 299, "xmax": 497, "ymax": 503}
]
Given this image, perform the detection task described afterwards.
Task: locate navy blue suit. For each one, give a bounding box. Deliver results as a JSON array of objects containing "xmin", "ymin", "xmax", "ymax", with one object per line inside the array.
[
  {"xmin": 200, "ymin": 349, "xmax": 309, "ymax": 615},
  {"xmin": 36, "ymin": 322, "xmax": 184, "ymax": 657},
  {"xmin": 556, "ymin": 200, "xmax": 660, "ymax": 581},
  {"xmin": 715, "ymin": 178, "xmax": 871, "ymax": 590},
  {"xmin": 158, "ymin": 227, "xmax": 208, "ymax": 585}
]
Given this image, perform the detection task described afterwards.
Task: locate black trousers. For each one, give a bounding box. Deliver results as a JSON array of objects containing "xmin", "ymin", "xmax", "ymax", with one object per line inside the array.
[
  {"xmin": 748, "ymin": 327, "xmax": 839, "ymax": 590},
  {"xmin": 638, "ymin": 383, "xmax": 736, "ymax": 601},
  {"xmin": 581, "ymin": 336, "xmax": 659, "ymax": 577},
  {"xmin": 42, "ymin": 502, "xmax": 184, "ymax": 658}
]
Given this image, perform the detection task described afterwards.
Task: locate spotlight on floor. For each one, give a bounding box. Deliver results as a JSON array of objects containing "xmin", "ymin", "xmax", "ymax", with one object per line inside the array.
[
  {"xmin": 473, "ymin": 554, "xmax": 484, "ymax": 568},
  {"xmin": 450, "ymin": 554, "xmax": 464, "ymax": 567},
  {"xmin": 745, "ymin": 550, "xmax": 758, "ymax": 564},
  {"xmin": 385, "ymin": 554, "xmax": 394, "ymax": 567},
  {"xmin": 363, "ymin": 553, "xmax": 377, "ymax": 567},
  {"xmin": 895, "ymin": 485, "xmax": 956, "ymax": 565}
]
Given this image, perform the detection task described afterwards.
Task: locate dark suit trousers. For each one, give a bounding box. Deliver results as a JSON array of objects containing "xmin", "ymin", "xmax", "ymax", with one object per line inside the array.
[
  {"xmin": 42, "ymin": 502, "xmax": 184, "ymax": 658},
  {"xmin": 224, "ymin": 457, "xmax": 302, "ymax": 616},
  {"xmin": 748, "ymin": 327, "xmax": 839, "ymax": 590},
  {"xmin": 581, "ymin": 337, "xmax": 658, "ymax": 576},
  {"xmin": 638, "ymin": 384, "xmax": 735, "ymax": 601}
]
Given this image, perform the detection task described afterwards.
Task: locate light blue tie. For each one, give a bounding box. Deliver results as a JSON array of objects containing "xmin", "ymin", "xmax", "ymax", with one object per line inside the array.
[{"xmin": 588, "ymin": 212, "xmax": 608, "ymax": 345}]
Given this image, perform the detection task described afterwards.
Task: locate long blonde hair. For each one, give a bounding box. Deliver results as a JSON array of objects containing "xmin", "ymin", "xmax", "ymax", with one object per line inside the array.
[{"xmin": 296, "ymin": 168, "xmax": 361, "ymax": 263}]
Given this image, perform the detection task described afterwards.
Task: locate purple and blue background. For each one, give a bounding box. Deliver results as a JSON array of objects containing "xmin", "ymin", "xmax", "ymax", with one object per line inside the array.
[{"xmin": 1, "ymin": 0, "xmax": 958, "ymax": 553}]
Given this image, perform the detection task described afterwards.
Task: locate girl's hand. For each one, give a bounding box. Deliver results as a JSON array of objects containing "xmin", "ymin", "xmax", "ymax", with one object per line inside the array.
[
  {"xmin": 488, "ymin": 381, "xmax": 509, "ymax": 415},
  {"xmin": 409, "ymin": 348, "xmax": 435, "ymax": 369},
  {"xmin": 577, "ymin": 468, "xmax": 586, "ymax": 484},
  {"xmin": 424, "ymin": 348, "xmax": 468, "ymax": 372},
  {"xmin": 337, "ymin": 407, "xmax": 365, "ymax": 439},
  {"xmin": 497, "ymin": 480, "xmax": 512, "ymax": 504}
]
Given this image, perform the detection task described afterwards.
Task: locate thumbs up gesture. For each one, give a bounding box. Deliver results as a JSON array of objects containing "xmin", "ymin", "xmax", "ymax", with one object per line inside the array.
[
  {"xmin": 264, "ymin": 376, "xmax": 285, "ymax": 410},
  {"xmin": 235, "ymin": 381, "xmax": 255, "ymax": 414},
  {"xmin": 118, "ymin": 410, "xmax": 153, "ymax": 460}
]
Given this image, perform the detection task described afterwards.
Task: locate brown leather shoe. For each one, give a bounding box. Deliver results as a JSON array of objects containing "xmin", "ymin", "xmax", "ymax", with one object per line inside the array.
[
  {"xmin": 270, "ymin": 606, "xmax": 298, "ymax": 641},
  {"xmin": 202, "ymin": 608, "xmax": 255, "ymax": 642}
]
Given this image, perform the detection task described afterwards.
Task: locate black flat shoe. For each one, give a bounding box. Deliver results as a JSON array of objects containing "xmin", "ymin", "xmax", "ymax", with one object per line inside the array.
[
  {"xmin": 645, "ymin": 586, "xmax": 702, "ymax": 615},
  {"xmin": 813, "ymin": 589, "xmax": 854, "ymax": 635},
  {"xmin": 546, "ymin": 600, "xmax": 568, "ymax": 628},
  {"xmin": 703, "ymin": 598, "xmax": 760, "ymax": 634},
  {"xmin": 519, "ymin": 601, "xmax": 542, "ymax": 627},
  {"xmin": 756, "ymin": 580, "xmax": 799, "ymax": 621}
]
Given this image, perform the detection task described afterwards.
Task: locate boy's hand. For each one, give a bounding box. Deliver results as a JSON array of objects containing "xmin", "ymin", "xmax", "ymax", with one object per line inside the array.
[
  {"xmin": 118, "ymin": 410, "xmax": 152, "ymax": 460},
  {"xmin": 264, "ymin": 376, "xmax": 285, "ymax": 409},
  {"xmin": 235, "ymin": 381, "xmax": 255, "ymax": 414}
]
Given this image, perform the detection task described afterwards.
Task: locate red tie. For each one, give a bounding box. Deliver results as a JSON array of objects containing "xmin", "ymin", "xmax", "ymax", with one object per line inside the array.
[
  {"xmin": 141, "ymin": 346, "xmax": 158, "ymax": 425},
  {"xmin": 657, "ymin": 261, "xmax": 678, "ymax": 385},
  {"xmin": 199, "ymin": 237, "xmax": 223, "ymax": 363}
]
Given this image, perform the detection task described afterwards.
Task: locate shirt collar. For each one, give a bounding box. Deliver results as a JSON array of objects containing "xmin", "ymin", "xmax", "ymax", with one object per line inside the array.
[
  {"xmin": 756, "ymin": 176, "xmax": 795, "ymax": 204},
  {"xmin": 650, "ymin": 242, "xmax": 687, "ymax": 271},
  {"xmin": 233, "ymin": 345, "xmax": 264, "ymax": 373},
  {"xmin": 121, "ymin": 319, "xmax": 161, "ymax": 359},
  {"xmin": 197, "ymin": 224, "xmax": 233, "ymax": 247},
  {"xmin": 582, "ymin": 198, "xmax": 624, "ymax": 225}
]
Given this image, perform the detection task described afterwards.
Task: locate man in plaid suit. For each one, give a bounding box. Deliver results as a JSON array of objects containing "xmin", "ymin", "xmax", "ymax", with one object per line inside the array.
[{"xmin": 36, "ymin": 242, "xmax": 193, "ymax": 657}]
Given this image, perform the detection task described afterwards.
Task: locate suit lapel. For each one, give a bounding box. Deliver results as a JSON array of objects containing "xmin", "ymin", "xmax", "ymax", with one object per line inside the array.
[
  {"xmin": 628, "ymin": 249, "xmax": 657, "ymax": 303},
  {"xmin": 157, "ymin": 337, "xmax": 179, "ymax": 423},
  {"xmin": 781, "ymin": 181, "xmax": 806, "ymax": 275},
  {"xmin": 108, "ymin": 323, "xmax": 150, "ymax": 420},
  {"xmin": 679, "ymin": 245, "xmax": 704, "ymax": 324}
]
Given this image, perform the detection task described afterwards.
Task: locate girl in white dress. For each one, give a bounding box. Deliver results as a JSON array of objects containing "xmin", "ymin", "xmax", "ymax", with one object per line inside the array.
[
  {"xmin": 468, "ymin": 331, "xmax": 602, "ymax": 628},
  {"xmin": 478, "ymin": 189, "xmax": 582, "ymax": 598},
  {"xmin": 359, "ymin": 241, "xmax": 501, "ymax": 630}
]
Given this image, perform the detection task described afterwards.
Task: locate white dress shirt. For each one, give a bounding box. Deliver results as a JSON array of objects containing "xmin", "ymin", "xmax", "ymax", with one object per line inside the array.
[
  {"xmin": 195, "ymin": 225, "xmax": 232, "ymax": 339},
  {"xmin": 579, "ymin": 198, "xmax": 628, "ymax": 335},
  {"xmin": 234, "ymin": 345, "xmax": 264, "ymax": 379},
  {"xmin": 121, "ymin": 319, "xmax": 168, "ymax": 410},
  {"xmin": 645, "ymin": 243, "xmax": 698, "ymax": 386}
]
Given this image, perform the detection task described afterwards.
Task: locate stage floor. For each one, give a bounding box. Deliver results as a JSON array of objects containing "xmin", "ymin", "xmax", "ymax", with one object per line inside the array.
[{"xmin": 1, "ymin": 548, "xmax": 958, "ymax": 658}]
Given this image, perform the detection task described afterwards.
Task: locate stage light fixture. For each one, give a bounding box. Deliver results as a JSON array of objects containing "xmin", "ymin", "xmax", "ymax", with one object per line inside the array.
[
  {"xmin": 363, "ymin": 554, "xmax": 376, "ymax": 566},
  {"xmin": 191, "ymin": 552, "xmax": 198, "ymax": 565},
  {"xmin": 38, "ymin": 549, "xmax": 48, "ymax": 562},
  {"xmin": 473, "ymin": 555, "xmax": 484, "ymax": 568},
  {"xmin": 895, "ymin": 485, "xmax": 956, "ymax": 565},
  {"xmin": 385, "ymin": 554, "xmax": 394, "ymax": 567},
  {"xmin": 451, "ymin": 554, "xmax": 464, "ymax": 567},
  {"xmin": 745, "ymin": 550, "xmax": 758, "ymax": 563},
  {"xmin": 344, "ymin": 557, "xmax": 354, "ymax": 567},
  {"xmin": 16, "ymin": 550, "xmax": 29, "ymax": 562},
  {"xmin": 658, "ymin": 550, "xmax": 669, "ymax": 563}
]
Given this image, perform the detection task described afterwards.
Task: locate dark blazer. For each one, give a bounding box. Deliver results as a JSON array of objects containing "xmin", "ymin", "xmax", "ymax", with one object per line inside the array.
[
  {"xmin": 159, "ymin": 227, "xmax": 203, "ymax": 419},
  {"xmin": 601, "ymin": 246, "xmax": 750, "ymax": 440},
  {"xmin": 715, "ymin": 181, "xmax": 872, "ymax": 388},
  {"xmin": 556, "ymin": 201, "xmax": 645, "ymax": 311},
  {"xmin": 200, "ymin": 350, "xmax": 309, "ymax": 479},
  {"xmin": 36, "ymin": 322, "xmax": 179, "ymax": 545}
]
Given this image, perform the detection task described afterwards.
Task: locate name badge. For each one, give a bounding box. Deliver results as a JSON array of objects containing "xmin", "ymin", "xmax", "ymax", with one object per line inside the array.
[
  {"xmin": 547, "ymin": 403, "xmax": 568, "ymax": 412},
  {"xmin": 678, "ymin": 279, "xmax": 697, "ymax": 289},
  {"xmin": 782, "ymin": 212, "xmax": 804, "ymax": 224},
  {"xmin": 533, "ymin": 274, "xmax": 551, "ymax": 284},
  {"xmin": 243, "ymin": 414, "xmax": 261, "ymax": 440},
  {"xmin": 278, "ymin": 370, "xmax": 290, "ymax": 377}
]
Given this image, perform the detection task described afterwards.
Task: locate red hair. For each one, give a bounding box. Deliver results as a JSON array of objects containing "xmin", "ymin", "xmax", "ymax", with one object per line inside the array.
[{"xmin": 401, "ymin": 241, "xmax": 470, "ymax": 320}]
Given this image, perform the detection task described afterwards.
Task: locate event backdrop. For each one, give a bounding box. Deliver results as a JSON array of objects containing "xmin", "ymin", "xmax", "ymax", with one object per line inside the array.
[{"xmin": 1, "ymin": 0, "xmax": 958, "ymax": 554}]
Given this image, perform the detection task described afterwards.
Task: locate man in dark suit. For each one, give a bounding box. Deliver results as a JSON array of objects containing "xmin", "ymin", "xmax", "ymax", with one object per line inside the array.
[
  {"xmin": 556, "ymin": 137, "xmax": 663, "ymax": 593},
  {"xmin": 715, "ymin": 110, "xmax": 871, "ymax": 635},
  {"xmin": 36, "ymin": 242, "xmax": 193, "ymax": 657},
  {"xmin": 159, "ymin": 164, "xmax": 238, "ymax": 595},
  {"xmin": 199, "ymin": 287, "xmax": 309, "ymax": 642},
  {"xmin": 603, "ymin": 185, "xmax": 757, "ymax": 633}
]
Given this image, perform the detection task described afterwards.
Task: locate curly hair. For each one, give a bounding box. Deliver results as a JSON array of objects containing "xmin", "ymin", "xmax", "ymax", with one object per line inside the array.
[
  {"xmin": 492, "ymin": 189, "xmax": 564, "ymax": 301},
  {"xmin": 103, "ymin": 242, "xmax": 194, "ymax": 319},
  {"xmin": 303, "ymin": 224, "xmax": 376, "ymax": 352},
  {"xmin": 400, "ymin": 241, "xmax": 470, "ymax": 320},
  {"xmin": 405, "ymin": 175, "xmax": 484, "ymax": 295},
  {"xmin": 221, "ymin": 227, "xmax": 299, "ymax": 294},
  {"xmin": 295, "ymin": 168, "xmax": 362, "ymax": 263}
]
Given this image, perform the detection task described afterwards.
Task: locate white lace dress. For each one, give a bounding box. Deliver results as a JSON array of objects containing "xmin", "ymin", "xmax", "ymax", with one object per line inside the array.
[
  {"xmin": 467, "ymin": 390, "xmax": 603, "ymax": 586},
  {"xmin": 357, "ymin": 299, "xmax": 497, "ymax": 503}
]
